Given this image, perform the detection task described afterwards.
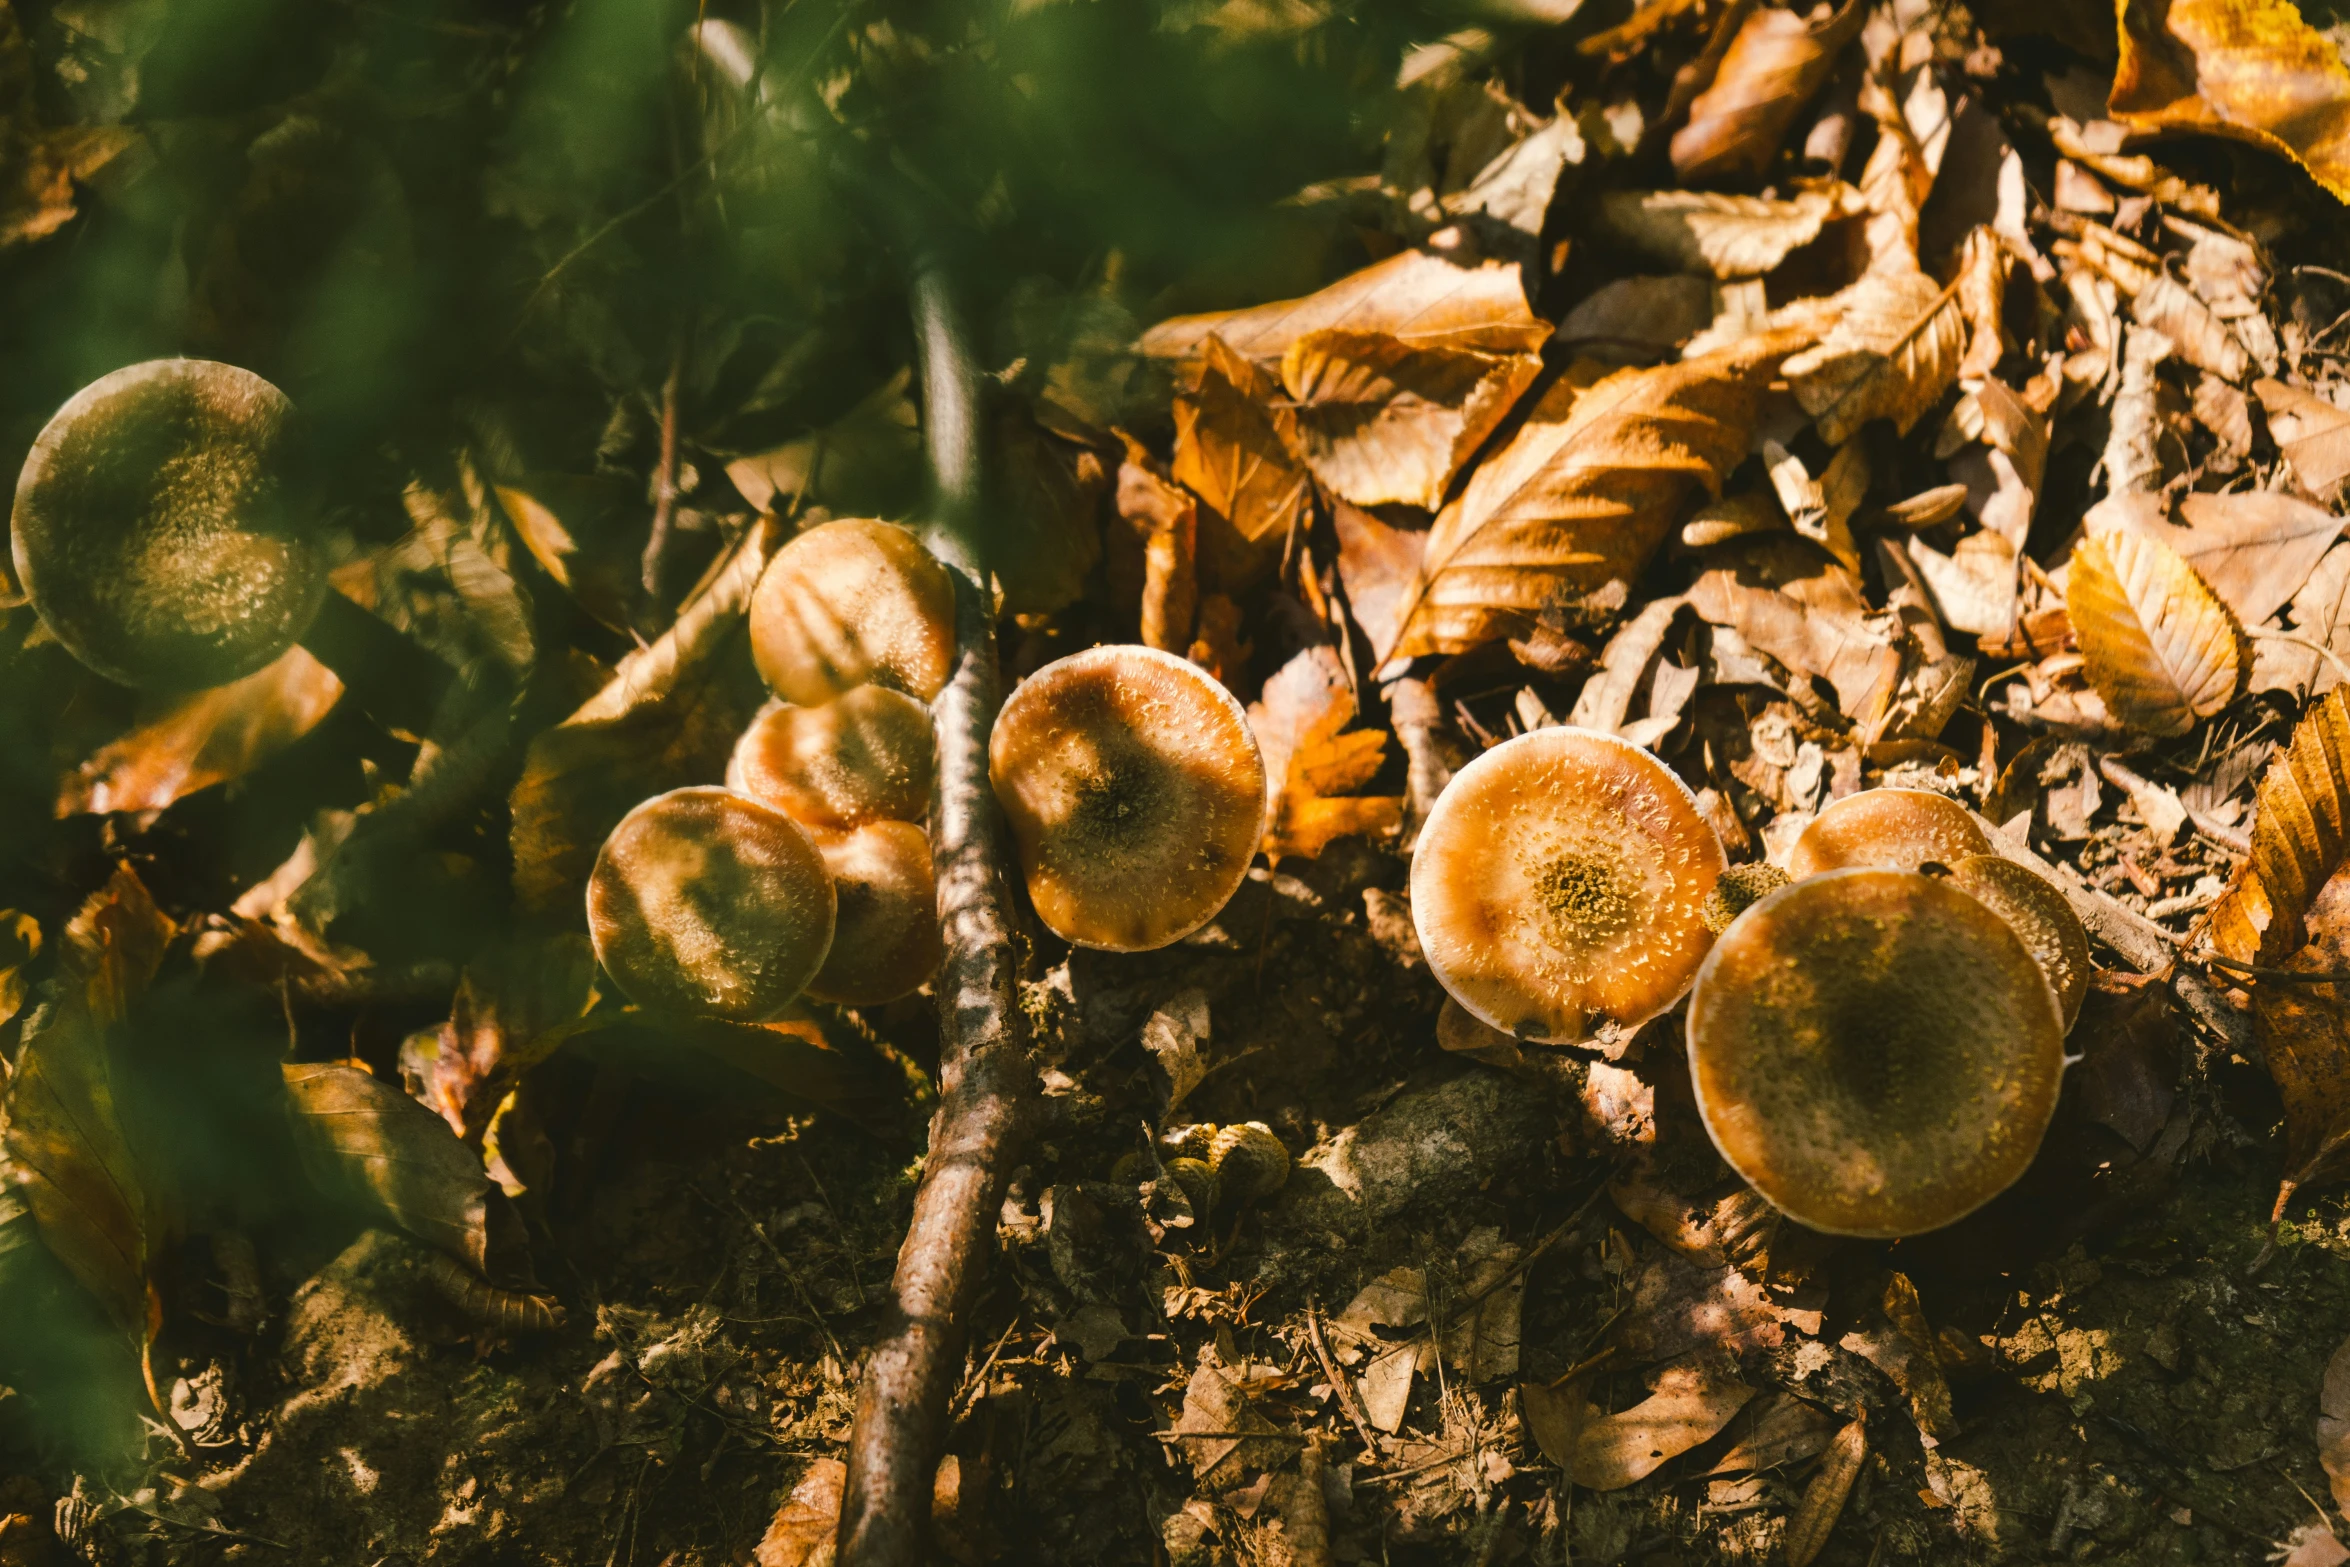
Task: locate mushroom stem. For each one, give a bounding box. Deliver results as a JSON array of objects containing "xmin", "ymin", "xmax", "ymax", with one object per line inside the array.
[{"xmin": 837, "ymin": 258, "xmax": 1033, "ymax": 1567}]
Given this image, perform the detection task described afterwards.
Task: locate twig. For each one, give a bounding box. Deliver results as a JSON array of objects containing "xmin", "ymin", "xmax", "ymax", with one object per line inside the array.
[
  {"xmin": 640, "ymin": 337, "xmax": 688, "ymax": 604},
  {"xmin": 836, "ymin": 251, "xmax": 1033, "ymax": 1567},
  {"xmin": 569, "ymin": 515, "xmax": 782, "ymax": 725},
  {"xmin": 1305, "ymin": 1297, "xmax": 1383, "ymax": 1461},
  {"xmin": 2205, "ymin": 954, "xmax": 2350, "ymax": 986}
]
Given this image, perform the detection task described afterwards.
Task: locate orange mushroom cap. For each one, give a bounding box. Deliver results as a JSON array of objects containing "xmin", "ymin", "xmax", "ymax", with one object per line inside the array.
[
  {"xmin": 1687, "ymin": 868, "xmax": 2066, "ymax": 1238},
  {"xmin": 1410, "ymin": 727, "xmax": 1726, "ymax": 1048},
  {"xmin": 13, "ymin": 359, "xmax": 328, "ymax": 690},
  {"xmin": 805, "ymin": 820, "xmax": 943, "ymax": 1006},
  {"xmin": 749, "ymin": 519, "xmax": 956, "ymax": 705},
  {"xmin": 587, "ymin": 787, "xmax": 835, "ymax": 1021},
  {"xmin": 1943, "ymin": 854, "xmax": 2093, "ymax": 1033},
  {"xmin": 1784, "ymin": 787, "xmax": 1991, "ymax": 877},
  {"xmin": 989, "ymin": 644, "xmax": 1266, "ymax": 952},
  {"xmin": 728, "ymin": 688, "xmax": 935, "ymax": 830}
]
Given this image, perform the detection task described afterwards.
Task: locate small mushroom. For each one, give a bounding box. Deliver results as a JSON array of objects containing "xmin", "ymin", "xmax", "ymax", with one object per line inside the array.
[
  {"xmin": 1942, "ymin": 854, "xmax": 2093, "ymax": 1031},
  {"xmin": 727, "ymin": 689, "xmax": 935, "ymax": 830},
  {"xmin": 804, "ymin": 820, "xmax": 943, "ymax": 1007},
  {"xmin": 1208, "ymin": 1122, "xmax": 1289, "ymax": 1208},
  {"xmin": 988, "ymin": 644, "xmax": 1267, "ymax": 951},
  {"xmin": 1410, "ymin": 727, "xmax": 1725, "ymax": 1046},
  {"xmin": 1164, "ymin": 1157, "xmax": 1220, "ymax": 1221},
  {"xmin": 1687, "ymin": 868, "xmax": 2066, "ymax": 1238},
  {"xmin": 587, "ymin": 786, "xmax": 835, "ymax": 1021},
  {"xmin": 13, "ymin": 359, "xmax": 328, "ymax": 689},
  {"xmin": 749, "ymin": 519, "xmax": 956, "ymax": 705},
  {"xmin": 1701, "ymin": 863, "xmax": 1791, "ymax": 934},
  {"xmin": 1784, "ymin": 787, "xmax": 1991, "ymax": 877}
]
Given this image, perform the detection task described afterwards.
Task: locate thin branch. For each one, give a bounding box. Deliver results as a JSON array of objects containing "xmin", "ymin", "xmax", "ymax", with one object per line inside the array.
[
  {"xmin": 2205, "ymin": 954, "xmax": 2350, "ymax": 986},
  {"xmin": 640, "ymin": 337, "xmax": 688, "ymax": 603}
]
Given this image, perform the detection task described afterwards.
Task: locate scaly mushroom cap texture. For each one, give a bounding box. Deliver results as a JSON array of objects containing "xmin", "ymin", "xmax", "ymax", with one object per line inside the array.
[
  {"xmin": 1943, "ymin": 854, "xmax": 2093, "ymax": 1033},
  {"xmin": 1410, "ymin": 727, "xmax": 1725, "ymax": 1047},
  {"xmin": 728, "ymin": 688, "xmax": 935, "ymax": 829},
  {"xmin": 1687, "ymin": 868, "xmax": 2066, "ymax": 1239},
  {"xmin": 587, "ymin": 787, "xmax": 836, "ymax": 1022},
  {"xmin": 1784, "ymin": 787, "xmax": 1991, "ymax": 876},
  {"xmin": 14, "ymin": 359, "xmax": 327, "ymax": 690},
  {"xmin": 989, "ymin": 644, "xmax": 1267, "ymax": 952},
  {"xmin": 749, "ymin": 519, "xmax": 956, "ymax": 706},
  {"xmin": 805, "ymin": 820, "xmax": 943, "ymax": 1006}
]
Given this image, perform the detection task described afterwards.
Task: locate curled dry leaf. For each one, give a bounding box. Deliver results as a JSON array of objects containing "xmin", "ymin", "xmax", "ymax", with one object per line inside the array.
[
  {"xmin": 1278, "ymin": 330, "xmax": 1541, "ymax": 511},
  {"xmin": 1389, "ymin": 332, "xmax": 1802, "ymax": 664},
  {"xmin": 1671, "ymin": 0, "xmax": 1866, "ymax": 182},
  {"xmin": 0, "ymin": 909, "xmax": 37, "ymax": 1028},
  {"xmin": 1784, "ymin": 1416, "xmax": 1867, "ymax": 1567},
  {"xmin": 2087, "ymin": 490, "xmax": 2345, "ymax": 628},
  {"xmin": 2066, "ymin": 528, "xmax": 2248, "ymax": 737},
  {"xmin": 2204, "ymin": 689, "xmax": 2350, "ymax": 967},
  {"xmin": 1571, "ymin": 1355, "xmax": 1754, "ymax": 1490},
  {"xmin": 2112, "ymin": 0, "xmax": 2350, "ymax": 203},
  {"xmin": 1171, "ymin": 336, "xmax": 1312, "ymax": 565},
  {"xmin": 1247, "ymin": 645, "xmax": 1403, "ymax": 863},
  {"xmin": 282, "ymin": 1062, "xmax": 516, "ymax": 1276},
  {"xmin": 2251, "ymin": 913, "xmax": 2350, "ymax": 1217},
  {"xmin": 1141, "ymin": 250, "xmax": 1550, "ymax": 364},
  {"xmin": 1783, "ymin": 269, "xmax": 1965, "ymax": 446},
  {"xmin": 493, "ymin": 473, "xmax": 642, "ymax": 634},
  {"xmin": 404, "ymin": 936, "xmax": 599, "ymax": 1144},
  {"xmin": 2320, "ymin": 1333, "xmax": 2350, "ymax": 1516},
  {"xmin": 1599, "ymin": 185, "xmax": 1858, "ymax": 279},
  {"xmin": 755, "ymin": 1458, "xmax": 848, "ymax": 1567},
  {"xmin": 2258, "ymin": 378, "xmax": 2350, "ymax": 499},
  {"xmin": 1114, "ymin": 440, "xmax": 1199, "ymax": 653},
  {"xmin": 1331, "ymin": 500, "xmax": 1428, "ymax": 667},
  {"xmin": 58, "ymin": 646, "xmax": 344, "ymax": 819}
]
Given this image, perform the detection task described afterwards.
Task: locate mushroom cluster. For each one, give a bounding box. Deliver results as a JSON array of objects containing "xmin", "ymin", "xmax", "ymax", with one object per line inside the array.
[
  {"xmin": 589, "ymin": 519, "xmax": 953, "ymax": 1018},
  {"xmin": 1408, "ymin": 749, "xmax": 2095, "ymax": 1239}
]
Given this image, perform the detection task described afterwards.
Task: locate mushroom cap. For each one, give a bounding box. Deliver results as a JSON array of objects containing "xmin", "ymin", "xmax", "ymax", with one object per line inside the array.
[
  {"xmin": 749, "ymin": 519, "xmax": 956, "ymax": 706},
  {"xmin": 804, "ymin": 820, "xmax": 943, "ymax": 1006},
  {"xmin": 1410, "ymin": 727, "xmax": 1726, "ymax": 1046},
  {"xmin": 1701, "ymin": 862, "xmax": 1791, "ymax": 934},
  {"xmin": 587, "ymin": 787, "xmax": 835, "ymax": 1021},
  {"xmin": 728, "ymin": 688, "xmax": 935, "ymax": 830},
  {"xmin": 1943, "ymin": 854, "xmax": 2093, "ymax": 1032},
  {"xmin": 1687, "ymin": 868, "xmax": 2066, "ymax": 1238},
  {"xmin": 13, "ymin": 359, "xmax": 328, "ymax": 690},
  {"xmin": 1784, "ymin": 788, "xmax": 1991, "ymax": 877},
  {"xmin": 989, "ymin": 644, "xmax": 1267, "ymax": 951},
  {"xmin": 1208, "ymin": 1122, "xmax": 1290, "ymax": 1206}
]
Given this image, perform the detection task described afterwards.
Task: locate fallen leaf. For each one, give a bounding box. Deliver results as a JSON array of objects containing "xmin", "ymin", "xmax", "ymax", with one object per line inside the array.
[
  {"xmin": 2047, "ymin": 116, "xmax": 2223, "ymax": 217},
  {"xmin": 1172, "ymin": 1344, "xmax": 1297, "ymax": 1486},
  {"xmin": 991, "ymin": 399, "xmax": 1109, "ymax": 615},
  {"xmin": 1687, "ymin": 570, "xmax": 1902, "ymax": 724},
  {"xmin": 0, "ymin": 910, "xmax": 37, "ymax": 1028},
  {"xmin": 1671, "ymin": 0, "xmax": 1866, "ymax": 181},
  {"xmin": 1619, "ymin": 1247, "xmax": 1799, "ymax": 1361},
  {"xmin": 1247, "ymin": 645, "xmax": 1403, "ymax": 862},
  {"xmin": 1784, "ymin": 1417, "xmax": 1867, "ymax": 1566},
  {"xmin": 2258, "ymin": 379, "xmax": 2350, "ymax": 499},
  {"xmin": 2100, "ymin": 324, "xmax": 2176, "ymax": 496},
  {"xmin": 1520, "ymin": 1378, "xmax": 1587, "ymax": 1469},
  {"xmin": 1441, "ymin": 1226, "xmax": 1524, "ymax": 1383},
  {"xmin": 724, "ymin": 367, "xmax": 924, "ymax": 521},
  {"xmin": 1572, "ymin": 1355, "xmax": 1753, "ymax": 1490},
  {"xmin": 493, "ymin": 473, "xmax": 642, "ymax": 633},
  {"xmin": 1555, "ymin": 276, "xmax": 1713, "ymax": 358},
  {"xmin": 2111, "ymin": 0, "xmax": 2350, "ymax": 203},
  {"xmin": 403, "ymin": 936, "xmax": 599, "ymax": 1144},
  {"xmin": 1704, "ymin": 1392, "xmax": 1838, "ymax": 1475},
  {"xmin": 1141, "ymin": 250, "xmax": 1551, "ymax": 363},
  {"xmin": 755, "ymin": 1458, "xmax": 846, "ymax": 1567},
  {"xmin": 2251, "ymin": 938, "xmax": 2350, "ymax": 1217},
  {"xmin": 1390, "ymin": 334, "xmax": 1800, "ymax": 663},
  {"xmin": 1956, "ymin": 227, "xmax": 2013, "ymax": 379},
  {"xmin": 1599, "ymin": 186, "xmax": 1858, "ymax": 280},
  {"xmin": 57, "ymin": 646, "xmax": 343, "ymax": 818},
  {"xmin": 1838, "ymin": 1273, "xmax": 1953, "ymax": 1445},
  {"xmin": 2130, "ymin": 272, "xmax": 2249, "ymax": 381},
  {"xmin": 2071, "ymin": 973, "xmax": 2184, "ymax": 1152},
  {"xmin": 282, "ymin": 1062, "xmax": 512, "ymax": 1275},
  {"xmin": 1113, "ymin": 441, "xmax": 1198, "ymax": 653},
  {"xmin": 1142, "ymin": 989, "xmax": 1212, "ymax": 1115},
  {"xmin": 1783, "ymin": 269, "xmax": 1965, "ymax": 446},
  {"xmin": 2320, "ymin": 1333, "xmax": 2350, "ymax": 1516},
  {"xmin": 1568, "ymin": 595, "xmax": 1691, "ymax": 734},
  {"xmin": 1279, "ymin": 330, "xmax": 1541, "ymax": 510},
  {"xmin": 1171, "ymin": 336, "xmax": 1312, "ymax": 565},
  {"xmin": 2086, "ymin": 490, "xmax": 2345, "ymax": 629},
  {"xmin": 0, "ymin": 4, "xmax": 141, "ymax": 252},
  {"xmin": 1905, "ymin": 531, "xmax": 2018, "ymax": 639},
  {"xmin": 2254, "ymin": 543, "xmax": 2350, "ymax": 696},
  {"xmin": 1882, "ymin": 483, "xmax": 1970, "ymax": 528},
  {"xmin": 2284, "ymin": 1525, "xmax": 2350, "ymax": 1567},
  {"xmin": 2066, "ymin": 527, "xmax": 2247, "ymax": 736},
  {"xmin": 1447, "ymin": 108, "xmax": 1586, "ymax": 243},
  {"xmin": 1331, "ymin": 500, "xmax": 1428, "ymax": 667}
]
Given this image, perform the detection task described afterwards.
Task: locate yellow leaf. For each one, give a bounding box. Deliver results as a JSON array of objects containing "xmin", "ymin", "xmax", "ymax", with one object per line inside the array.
[
  {"xmin": 1670, "ymin": 0, "xmax": 1866, "ymax": 182},
  {"xmin": 2203, "ymin": 688, "xmax": 2350, "ymax": 966},
  {"xmin": 1782, "ymin": 270, "xmax": 1965, "ymax": 446},
  {"xmin": 1171, "ymin": 336, "xmax": 1312, "ymax": 556},
  {"xmin": 1784, "ymin": 1417, "xmax": 1867, "ymax": 1567},
  {"xmin": 1279, "ymin": 330, "xmax": 1541, "ymax": 511},
  {"xmin": 2112, "ymin": 0, "xmax": 2350, "ymax": 204},
  {"xmin": 2066, "ymin": 528, "xmax": 2248, "ymax": 736},
  {"xmin": 1247, "ymin": 646, "xmax": 1402, "ymax": 863},
  {"xmin": 1389, "ymin": 334, "xmax": 1800, "ymax": 664},
  {"xmin": 57, "ymin": 646, "xmax": 344, "ymax": 818},
  {"xmin": 1141, "ymin": 250, "xmax": 1551, "ymax": 363}
]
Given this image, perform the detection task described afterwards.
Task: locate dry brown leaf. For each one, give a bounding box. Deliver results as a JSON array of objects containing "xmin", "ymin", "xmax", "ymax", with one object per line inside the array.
[
  {"xmin": 991, "ymin": 400, "xmax": 1109, "ymax": 615},
  {"xmin": 2047, "ymin": 116, "xmax": 2223, "ymax": 217},
  {"xmin": 1687, "ymin": 570, "xmax": 1902, "ymax": 724},
  {"xmin": 1670, "ymin": 0, "xmax": 1866, "ymax": 181},
  {"xmin": 58, "ymin": 646, "xmax": 344, "ymax": 818},
  {"xmin": 283, "ymin": 1061, "xmax": 514, "ymax": 1274},
  {"xmin": 1188, "ymin": 592, "xmax": 1252, "ymax": 688},
  {"xmin": 1389, "ymin": 334, "xmax": 1800, "ymax": 664},
  {"xmin": 493, "ymin": 474, "xmax": 641, "ymax": 633},
  {"xmin": 1247, "ymin": 645, "xmax": 1402, "ymax": 862},
  {"xmin": 1171, "ymin": 336, "xmax": 1313, "ymax": 562},
  {"xmin": 1556, "ymin": 276, "xmax": 1713, "ymax": 359},
  {"xmin": 1568, "ymin": 595, "xmax": 1691, "ymax": 734},
  {"xmin": 403, "ymin": 936, "xmax": 599, "ymax": 1145},
  {"xmin": 2258, "ymin": 379, "xmax": 2350, "ymax": 499},
  {"xmin": 2112, "ymin": 0, "xmax": 2350, "ymax": 203},
  {"xmin": 1704, "ymin": 1393, "xmax": 1838, "ymax": 1476},
  {"xmin": 1599, "ymin": 185, "xmax": 1858, "ymax": 280},
  {"xmin": 2206, "ymin": 691, "xmax": 2350, "ymax": 977},
  {"xmin": 1571, "ymin": 1356, "xmax": 1753, "ymax": 1490},
  {"xmin": 1785, "ymin": 1417, "xmax": 1867, "ymax": 1567},
  {"xmin": 755, "ymin": 1458, "xmax": 846, "ymax": 1567},
  {"xmin": 1854, "ymin": 68, "xmax": 1935, "ymax": 270},
  {"xmin": 1331, "ymin": 500, "xmax": 1428, "ymax": 668},
  {"xmin": 1113, "ymin": 441, "xmax": 1199, "ymax": 653},
  {"xmin": 0, "ymin": 909, "xmax": 38, "ymax": 1030},
  {"xmin": 723, "ymin": 369, "xmax": 924, "ymax": 523},
  {"xmin": 2086, "ymin": 490, "xmax": 2346, "ymax": 628},
  {"xmin": 2102, "ymin": 324, "xmax": 2176, "ymax": 497},
  {"xmin": 2066, "ymin": 528, "xmax": 2247, "ymax": 737},
  {"xmin": 1, "ymin": 6, "xmax": 142, "ymax": 250},
  {"xmin": 1519, "ymin": 1378, "xmax": 1587, "ymax": 1470},
  {"xmin": 59, "ymin": 862, "xmax": 173, "ymax": 1026},
  {"xmin": 1279, "ymin": 330, "xmax": 1540, "ymax": 510},
  {"xmin": 1783, "ymin": 269, "xmax": 1964, "ymax": 446},
  {"xmin": 2130, "ymin": 273, "xmax": 2249, "ymax": 381},
  {"xmin": 1882, "ymin": 483, "xmax": 1969, "ymax": 528},
  {"xmin": 2251, "ymin": 897, "xmax": 2350, "ymax": 1218},
  {"xmin": 2321, "ymin": 1334, "xmax": 2350, "ymax": 1517},
  {"xmin": 2254, "ymin": 543, "xmax": 2350, "ymax": 696},
  {"xmin": 1141, "ymin": 250, "xmax": 1550, "ymax": 364}
]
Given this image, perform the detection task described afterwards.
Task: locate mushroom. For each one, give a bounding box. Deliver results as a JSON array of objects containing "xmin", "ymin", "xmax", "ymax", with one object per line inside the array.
[
  {"xmin": 988, "ymin": 644, "xmax": 1266, "ymax": 951},
  {"xmin": 1410, "ymin": 727, "xmax": 1725, "ymax": 1047},
  {"xmin": 1942, "ymin": 854, "xmax": 2092, "ymax": 1031},
  {"xmin": 13, "ymin": 359, "xmax": 328, "ymax": 689},
  {"xmin": 1208, "ymin": 1122, "xmax": 1290, "ymax": 1209},
  {"xmin": 1783, "ymin": 788, "xmax": 1991, "ymax": 877},
  {"xmin": 749, "ymin": 519, "xmax": 956, "ymax": 706},
  {"xmin": 587, "ymin": 786, "xmax": 835, "ymax": 1021},
  {"xmin": 805, "ymin": 820, "xmax": 943, "ymax": 1006},
  {"xmin": 1701, "ymin": 863, "xmax": 1790, "ymax": 934},
  {"xmin": 727, "ymin": 688, "xmax": 935, "ymax": 830},
  {"xmin": 1687, "ymin": 868, "xmax": 2066, "ymax": 1238}
]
